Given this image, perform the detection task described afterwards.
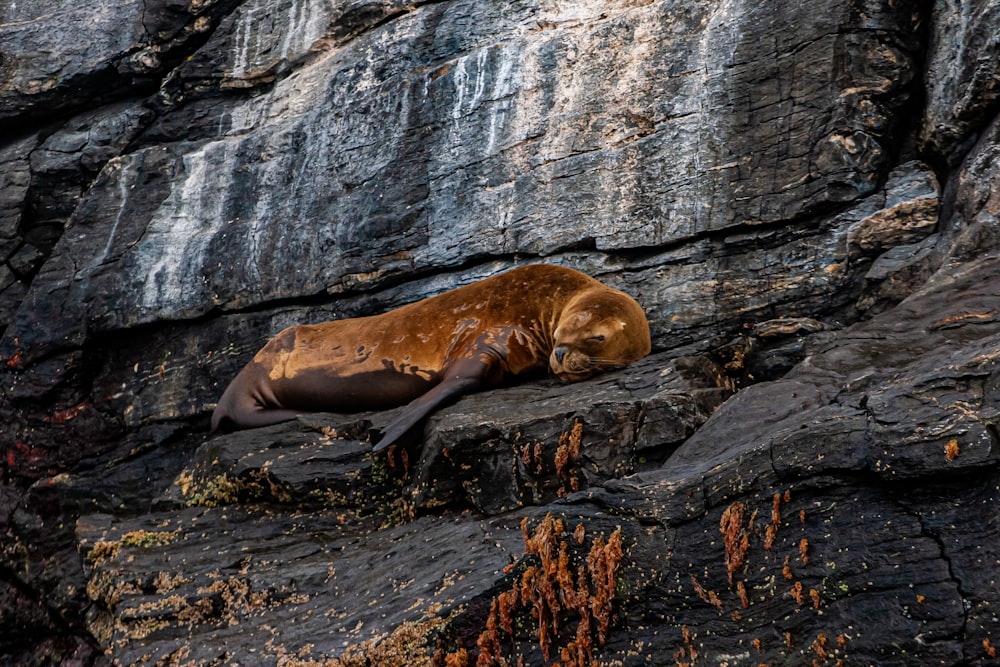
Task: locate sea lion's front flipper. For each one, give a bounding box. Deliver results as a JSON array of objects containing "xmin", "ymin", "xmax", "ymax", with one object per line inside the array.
[{"xmin": 373, "ymin": 353, "xmax": 492, "ymax": 451}]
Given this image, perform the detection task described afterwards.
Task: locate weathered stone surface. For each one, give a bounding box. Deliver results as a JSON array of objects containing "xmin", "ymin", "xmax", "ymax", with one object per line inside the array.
[
  {"xmin": 162, "ymin": 351, "xmax": 729, "ymax": 517},
  {"xmin": 0, "ymin": 0, "xmax": 243, "ymax": 126},
  {"xmin": 941, "ymin": 112, "xmax": 1000, "ymax": 265},
  {"xmin": 3, "ymin": 0, "xmax": 927, "ymax": 361},
  {"xmin": 921, "ymin": 0, "xmax": 1000, "ymax": 165},
  {"xmin": 76, "ymin": 507, "xmax": 528, "ymax": 665},
  {"xmin": 41, "ymin": 349, "xmax": 728, "ymax": 663},
  {"xmin": 0, "ymin": 133, "xmax": 38, "ymax": 330},
  {"xmin": 2, "ymin": 0, "xmax": 1000, "ymax": 664},
  {"xmin": 668, "ymin": 253, "xmax": 1000, "ymax": 483},
  {"xmin": 59, "ymin": 251, "xmax": 1000, "ymax": 665}
]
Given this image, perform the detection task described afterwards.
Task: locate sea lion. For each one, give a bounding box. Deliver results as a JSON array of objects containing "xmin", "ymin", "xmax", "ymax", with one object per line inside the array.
[{"xmin": 211, "ymin": 264, "xmax": 651, "ymax": 450}]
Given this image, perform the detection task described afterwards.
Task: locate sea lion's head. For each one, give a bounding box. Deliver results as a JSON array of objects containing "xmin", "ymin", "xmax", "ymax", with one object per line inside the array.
[{"xmin": 550, "ymin": 286, "xmax": 651, "ymax": 381}]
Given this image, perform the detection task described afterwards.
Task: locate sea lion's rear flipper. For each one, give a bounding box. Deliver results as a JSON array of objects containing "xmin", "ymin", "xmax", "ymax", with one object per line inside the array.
[
  {"xmin": 211, "ymin": 396, "xmax": 300, "ymax": 432},
  {"xmin": 373, "ymin": 353, "xmax": 492, "ymax": 451}
]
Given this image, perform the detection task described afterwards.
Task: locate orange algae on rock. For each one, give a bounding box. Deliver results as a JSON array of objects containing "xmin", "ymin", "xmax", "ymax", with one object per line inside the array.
[
  {"xmin": 689, "ymin": 573, "xmax": 724, "ymax": 611},
  {"xmin": 720, "ymin": 501, "xmax": 750, "ymax": 585},
  {"xmin": 470, "ymin": 513, "xmax": 624, "ymax": 666},
  {"xmin": 945, "ymin": 438, "xmax": 960, "ymax": 461}
]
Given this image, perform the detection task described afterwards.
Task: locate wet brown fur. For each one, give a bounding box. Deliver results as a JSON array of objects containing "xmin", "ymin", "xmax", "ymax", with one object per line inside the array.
[{"xmin": 211, "ymin": 265, "xmax": 651, "ymax": 447}]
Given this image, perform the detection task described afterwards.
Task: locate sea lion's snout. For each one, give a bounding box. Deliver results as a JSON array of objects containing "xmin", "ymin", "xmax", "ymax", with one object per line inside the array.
[{"xmin": 549, "ymin": 345, "xmax": 593, "ymax": 381}]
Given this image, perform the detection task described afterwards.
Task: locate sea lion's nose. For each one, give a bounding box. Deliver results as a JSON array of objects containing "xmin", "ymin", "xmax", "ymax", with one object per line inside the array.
[{"xmin": 553, "ymin": 346, "xmax": 568, "ymax": 363}]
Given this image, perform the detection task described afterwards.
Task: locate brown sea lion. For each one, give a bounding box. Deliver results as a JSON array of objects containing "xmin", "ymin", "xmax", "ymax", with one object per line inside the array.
[{"xmin": 210, "ymin": 264, "xmax": 651, "ymax": 450}]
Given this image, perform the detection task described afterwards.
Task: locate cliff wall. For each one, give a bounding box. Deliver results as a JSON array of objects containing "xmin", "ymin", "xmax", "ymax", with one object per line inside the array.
[{"xmin": 1, "ymin": 0, "xmax": 999, "ymax": 664}]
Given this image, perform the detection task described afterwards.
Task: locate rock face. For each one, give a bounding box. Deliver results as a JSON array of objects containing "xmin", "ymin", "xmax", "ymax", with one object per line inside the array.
[{"xmin": 1, "ymin": 0, "xmax": 999, "ymax": 665}]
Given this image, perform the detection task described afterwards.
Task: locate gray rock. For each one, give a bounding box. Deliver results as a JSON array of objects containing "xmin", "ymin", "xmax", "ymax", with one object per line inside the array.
[
  {"xmin": 0, "ymin": 0, "xmax": 147, "ymax": 122},
  {"xmin": 921, "ymin": 0, "xmax": 1000, "ymax": 164},
  {"xmin": 2, "ymin": 0, "xmax": 1000, "ymax": 663},
  {"xmin": 4, "ymin": 0, "xmax": 925, "ymax": 360}
]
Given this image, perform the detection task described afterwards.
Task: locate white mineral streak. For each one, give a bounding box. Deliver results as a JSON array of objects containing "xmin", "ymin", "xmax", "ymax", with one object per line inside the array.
[
  {"xmin": 71, "ymin": 156, "xmax": 137, "ymax": 280},
  {"xmin": 487, "ymin": 51, "xmax": 518, "ymax": 155},
  {"xmin": 279, "ymin": 0, "xmax": 325, "ymax": 64},
  {"xmin": 225, "ymin": 95, "xmax": 268, "ymax": 135},
  {"xmin": 450, "ymin": 54, "xmax": 470, "ymax": 124},
  {"xmin": 229, "ymin": 0, "xmax": 330, "ymax": 80},
  {"xmin": 446, "ymin": 44, "xmax": 521, "ymax": 155},
  {"xmin": 136, "ymin": 8, "xmax": 427, "ymax": 316},
  {"xmin": 450, "ymin": 47, "xmax": 507, "ymax": 130},
  {"xmin": 690, "ymin": 0, "xmax": 741, "ymax": 228},
  {"xmin": 229, "ymin": 3, "xmax": 260, "ymax": 79},
  {"xmin": 538, "ymin": 0, "xmax": 611, "ymax": 27},
  {"xmin": 425, "ymin": 42, "xmax": 523, "ymax": 259},
  {"xmin": 138, "ymin": 141, "xmax": 234, "ymax": 314},
  {"xmin": 96, "ymin": 0, "xmax": 752, "ymax": 321},
  {"xmin": 91, "ymin": 159, "xmax": 135, "ymax": 272}
]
